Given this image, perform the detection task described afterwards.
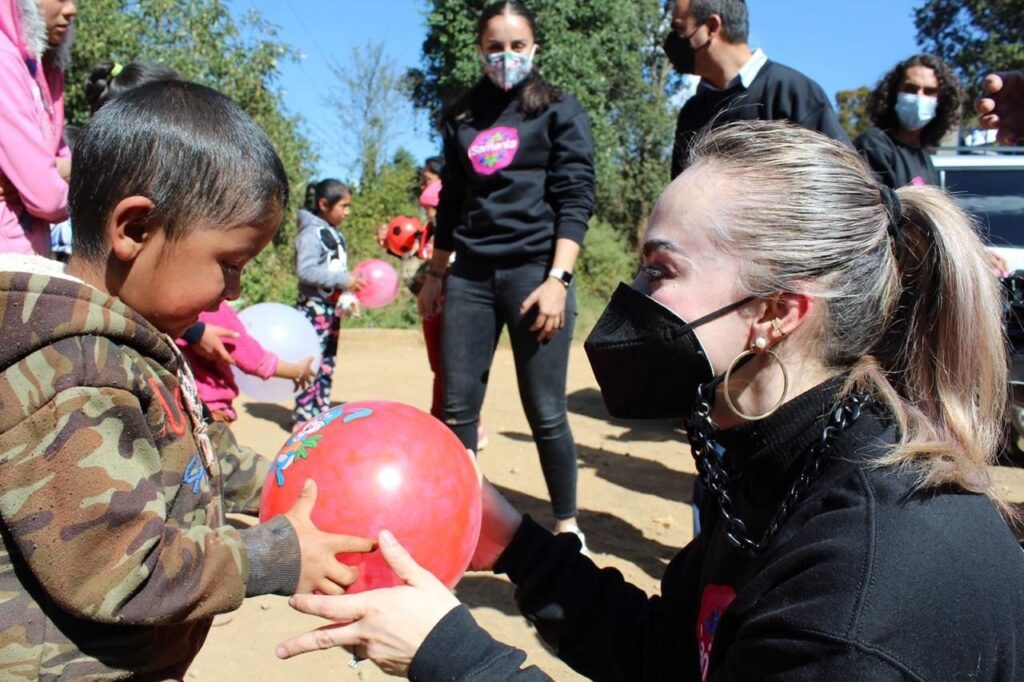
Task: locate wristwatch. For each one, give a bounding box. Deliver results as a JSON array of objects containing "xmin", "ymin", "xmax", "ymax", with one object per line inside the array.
[{"xmin": 548, "ymin": 267, "xmax": 573, "ymax": 287}]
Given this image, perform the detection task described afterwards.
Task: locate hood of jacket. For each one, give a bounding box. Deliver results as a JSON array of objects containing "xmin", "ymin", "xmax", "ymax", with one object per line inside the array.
[
  {"xmin": 297, "ymin": 208, "xmax": 329, "ymax": 235},
  {"xmin": 0, "ymin": 255, "xmax": 180, "ymax": 373},
  {"xmin": 0, "ymin": 0, "xmax": 73, "ymax": 73}
]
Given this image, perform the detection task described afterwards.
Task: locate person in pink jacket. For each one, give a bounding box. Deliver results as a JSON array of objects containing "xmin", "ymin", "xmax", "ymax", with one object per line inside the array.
[
  {"xmin": 178, "ymin": 301, "xmax": 315, "ymax": 423},
  {"xmin": 0, "ymin": 0, "xmax": 75, "ymax": 256}
]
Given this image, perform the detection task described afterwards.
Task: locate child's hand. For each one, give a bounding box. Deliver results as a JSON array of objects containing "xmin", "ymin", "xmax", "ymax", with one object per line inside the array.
[
  {"xmin": 194, "ymin": 323, "xmax": 240, "ymax": 365},
  {"xmin": 348, "ymin": 272, "xmax": 366, "ymax": 292},
  {"xmin": 376, "ymin": 223, "xmax": 388, "ymax": 248},
  {"xmin": 284, "ymin": 480, "xmax": 376, "ymax": 594},
  {"xmin": 293, "ymin": 356, "xmax": 315, "ymax": 391}
]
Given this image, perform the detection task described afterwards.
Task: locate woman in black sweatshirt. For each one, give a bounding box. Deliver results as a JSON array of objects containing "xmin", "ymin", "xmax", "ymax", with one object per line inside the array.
[
  {"xmin": 416, "ymin": 1, "xmax": 596, "ymax": 543},
  {"xmin": 277, "ymin": 122, "xmax": 1024, "ymax": 680}
]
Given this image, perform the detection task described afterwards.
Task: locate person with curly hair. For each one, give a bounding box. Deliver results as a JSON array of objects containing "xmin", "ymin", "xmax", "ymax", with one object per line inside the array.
[{"xmin": 855, "ymin": 54, "xmax": 963, "ymax": 188}]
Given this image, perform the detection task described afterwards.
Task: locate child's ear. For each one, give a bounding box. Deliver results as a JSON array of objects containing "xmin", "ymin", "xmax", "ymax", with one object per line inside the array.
[{"xmin": 107, "ymin": 196, "xmax": 159, "ymax": 262}]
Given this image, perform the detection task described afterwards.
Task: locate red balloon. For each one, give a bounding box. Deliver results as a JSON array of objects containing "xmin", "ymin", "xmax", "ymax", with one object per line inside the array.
[
  {"xmin": 259, "ymin": 401, "xmax": 481, "ymax": 593},
  {"xmin": 385, "ymin": 215, "xmax": 424, "ymax": 257}
]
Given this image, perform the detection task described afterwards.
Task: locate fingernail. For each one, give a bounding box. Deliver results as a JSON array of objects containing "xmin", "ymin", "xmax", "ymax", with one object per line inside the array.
[
  {"xmin": 288, "ymin": 596, "xmax": 295, "ymax": 607},
  {"xmin": 303, "ymin": 479, "xmax": 313, "ymax": 491},
  {"xmin": 380, "ymin": 529, "xmax": 397, "ymax": 546},
  {"xmin": 275, "ymin": 646, "xmax": 288, "ymax": 659}
]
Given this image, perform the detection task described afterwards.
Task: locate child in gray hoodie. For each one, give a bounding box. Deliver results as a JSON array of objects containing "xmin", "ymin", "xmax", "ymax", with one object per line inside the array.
[{"xmin": 294, "ymin": 179, "xmax": 361, "ymax": 423}]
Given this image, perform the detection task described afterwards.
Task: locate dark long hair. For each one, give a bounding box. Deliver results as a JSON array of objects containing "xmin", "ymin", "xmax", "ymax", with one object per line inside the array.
[
  {"xmin": 85, "ymin": 61, "xmax": 182, "ymax": 114},
  {"xmin": 455, "ymin": 1, "xmax": 562, "ymax": 120},
  {"xmin": 304, "ymin": 179, "xmax": 350, "ymax": 217},
  {"xmin": 866, "ymin": 54, "xmax": 964, "ymax": 148}
]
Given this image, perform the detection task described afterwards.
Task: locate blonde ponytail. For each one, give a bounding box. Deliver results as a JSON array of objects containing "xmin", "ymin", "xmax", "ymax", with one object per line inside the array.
[{"xmin": 853, "ymin": 185, "xmax": 1006, "ymax": 495}]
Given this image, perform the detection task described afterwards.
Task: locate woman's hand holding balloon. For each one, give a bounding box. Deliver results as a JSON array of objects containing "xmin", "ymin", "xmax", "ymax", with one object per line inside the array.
[{"xmin": 276, "ymin": 529, "xmax": 459, "ymax": 677}]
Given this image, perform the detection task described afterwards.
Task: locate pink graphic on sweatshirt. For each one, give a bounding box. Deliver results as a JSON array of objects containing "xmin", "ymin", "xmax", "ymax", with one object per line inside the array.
[
  {"xmin": 697, "ymin": 584, "xmax": 736, "ymax": 681},
  {"xmin": 911, "ymin": 176, "xmax": 926, "ymax": 186},
  {"xmin": 468, "ymin": 126, "xmax": 520, "ymax": 175}
]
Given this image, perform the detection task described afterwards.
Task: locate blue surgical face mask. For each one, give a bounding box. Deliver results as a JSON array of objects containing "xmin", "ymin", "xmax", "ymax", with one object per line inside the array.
[{"xmin": 895, "ymin": 92, "xmax": 938, "ymax": 132}]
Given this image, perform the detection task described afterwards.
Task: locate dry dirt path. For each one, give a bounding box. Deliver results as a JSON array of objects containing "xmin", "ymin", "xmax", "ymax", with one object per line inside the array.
[{"xmin": 190, "ymin": 329, "xmax": 1024, "ymax": 681}]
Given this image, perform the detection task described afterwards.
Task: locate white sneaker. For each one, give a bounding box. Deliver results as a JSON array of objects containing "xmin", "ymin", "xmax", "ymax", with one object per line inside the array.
[{"xmin": 558, "ymin": 526, "xmax": 590, "ymax": 556}]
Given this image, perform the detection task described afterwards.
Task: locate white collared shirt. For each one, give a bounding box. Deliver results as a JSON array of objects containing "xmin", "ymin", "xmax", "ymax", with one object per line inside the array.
[{"xmin": 699, "ymin": 48, "xmax": 768, "ymax": 92}]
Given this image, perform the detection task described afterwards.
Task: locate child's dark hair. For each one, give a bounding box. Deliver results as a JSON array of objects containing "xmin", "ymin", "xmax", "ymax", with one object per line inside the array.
[
  {"xmin": 69, "ymin": 80, "xmax": 289, "ymax": 261},
  {"xmin": 456, "ymin": 1, "xmax": 562, "ymax": 119},
  {"xmin": 84, "ymin": 60, "xmax": 182, "ymax": 114},
  {"xmin": 423, "ymin": 156, "xmax": 444, "ymax": 177},
  {"xmin": 304, "ymin": 179, "xmax": 350, "ymax": 216}
]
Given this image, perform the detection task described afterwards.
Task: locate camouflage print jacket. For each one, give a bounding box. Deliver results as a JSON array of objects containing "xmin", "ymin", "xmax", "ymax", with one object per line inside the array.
[{"xmin": 0, "ymin": 257, "xmax": 300, "ymax": 680}]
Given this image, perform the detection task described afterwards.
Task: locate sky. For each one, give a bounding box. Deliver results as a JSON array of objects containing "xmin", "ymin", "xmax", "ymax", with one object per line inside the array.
[{"xmin": 230, "ymin": 0, "xmax": 923, "ymax": 182}]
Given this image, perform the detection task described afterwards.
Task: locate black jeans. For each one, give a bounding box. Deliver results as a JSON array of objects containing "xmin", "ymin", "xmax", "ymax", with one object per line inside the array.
[{"xmin": 441, "ymin": 259, "xmax": 578, "ymax": 520}]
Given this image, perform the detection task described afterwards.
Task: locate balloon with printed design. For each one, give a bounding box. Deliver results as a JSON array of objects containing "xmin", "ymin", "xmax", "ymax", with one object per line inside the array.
[{"xmin": 259, "ymin": 400, "xmax": 482, "ymax": 593}]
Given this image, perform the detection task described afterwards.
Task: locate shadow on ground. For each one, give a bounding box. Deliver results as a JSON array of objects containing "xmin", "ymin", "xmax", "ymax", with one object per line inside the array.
[
  {"xmin": 577, "ymin": 443, "xmax": 694, "ymax": 504},
  {"xmin": 242, "ymin": 402, "xmax": 293, "ymax": 433},
  {"xmin": 498, "ymin": 432, "xmax": 694, "ymax": 504},
  {"xmin": 567, "ymin": 388, "xmax": 685, "ymax": 443},
  {"xmin": 491, "ymin": 485, "xmax": 683, "ymax": 582}
]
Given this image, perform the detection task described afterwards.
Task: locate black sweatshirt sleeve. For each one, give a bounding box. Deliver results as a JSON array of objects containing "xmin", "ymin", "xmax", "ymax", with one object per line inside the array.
[
  {"xmin": 712, "ymin": 630, "xmax": 914, "ymax": 681},
  {"xmin": 434, "ymin": 117, "xmax": 467, "ymax": 253},
  {"xmin": 409, "ymin": 605, "xmax": 552, "ymax": 681},
  {"xmin": 855, "ymin": 127, "xmax": 898, "ymax": 187},
  {"xmin": 496, "ymin": 516, "xmax": 701, "ymax": 681},
  {"xmin": 546, "ymin": 100, "xmax": 596, "ymax": 244},
  {"xmin": 798, "ymin": 100, "xmax": 852, "ymax": 148}
]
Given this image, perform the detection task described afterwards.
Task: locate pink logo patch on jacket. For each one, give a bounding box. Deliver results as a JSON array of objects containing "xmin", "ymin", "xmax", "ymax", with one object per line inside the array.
[{"xmin": 468, "ymin": 126, "xmax": 520, "ymax": 175}]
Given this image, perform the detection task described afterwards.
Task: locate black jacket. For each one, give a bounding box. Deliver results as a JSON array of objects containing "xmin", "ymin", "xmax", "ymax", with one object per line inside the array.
[
  {"xmin": 671, "ymin": 60, "xmax": 851, "ymax": 178},
  {"xmin": 435, "ymin": 78, "xmax": 596, "ymax": 263},
  {"xmin": 855, "ymin": 126, "xmax": 938, "ymax": 188},
  {"xmin": 410, "ymin": 380, "xmax": 1024, "ymax": 681}
]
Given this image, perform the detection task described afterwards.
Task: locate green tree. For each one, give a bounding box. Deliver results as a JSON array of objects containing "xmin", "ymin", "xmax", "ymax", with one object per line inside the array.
[
  {"xmin": 327, "ymin": 42, "xmax": 415, "ymax": 183},
  {"xmin": 914, "ymin": 0, "xmax": 1024, "ymax": 93},
  {"xmin": 66, "ymin": 0, "xmax": 315, "ymax": 304},
  {"xmin": 408, "ymin": 0, "xmax": 676, "ymax": 239},
  {"xmin": 343, "ymin": 149, "xmax": 423, "ymax": 329},
  {"xmin": 835, "ymin": 86, "xmax": 873, "ymax": 140}
]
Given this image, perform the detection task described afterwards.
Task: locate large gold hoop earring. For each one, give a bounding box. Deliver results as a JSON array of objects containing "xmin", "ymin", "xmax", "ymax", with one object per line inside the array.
[{"xmin": 722, "ymin": 348, "xmax": 790, "ymax": 421}]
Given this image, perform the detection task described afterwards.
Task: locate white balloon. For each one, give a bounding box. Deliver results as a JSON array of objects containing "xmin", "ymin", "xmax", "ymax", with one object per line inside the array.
[{"xmin": 231, "ymin": 302, "xmax": 322, "ymax": 403}]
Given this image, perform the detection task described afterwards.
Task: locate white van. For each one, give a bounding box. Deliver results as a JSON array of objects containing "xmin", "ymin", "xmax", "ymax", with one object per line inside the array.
[{"xmin": 931, "ymin": 151, "xmax": 1024, "ymax": 269}]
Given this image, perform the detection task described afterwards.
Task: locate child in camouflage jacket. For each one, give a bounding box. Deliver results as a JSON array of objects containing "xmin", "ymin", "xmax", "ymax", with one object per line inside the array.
[{"xmin": 0, "ymin": 81, "xmax": 372, "ymax": 680}]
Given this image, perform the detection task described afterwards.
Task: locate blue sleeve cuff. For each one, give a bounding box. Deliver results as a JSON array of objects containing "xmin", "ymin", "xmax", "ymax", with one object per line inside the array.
[{"xmin": 182, "ymin": 323, "xmax": 206, "ymax": 345}]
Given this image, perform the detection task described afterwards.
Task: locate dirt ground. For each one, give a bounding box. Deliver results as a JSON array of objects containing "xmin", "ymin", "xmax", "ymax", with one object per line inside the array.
[{"xmin": 190, "ymin": 329, "xmax": 1024, "ymax": 681}]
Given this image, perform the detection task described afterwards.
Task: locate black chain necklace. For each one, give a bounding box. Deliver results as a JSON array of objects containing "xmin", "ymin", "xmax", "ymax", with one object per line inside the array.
[{"xmin": 688, "ymin": 385, "xmax": 867, "ymax": 558}]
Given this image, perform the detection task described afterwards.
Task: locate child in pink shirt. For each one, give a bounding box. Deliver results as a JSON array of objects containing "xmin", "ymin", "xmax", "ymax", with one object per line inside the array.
[{"xmin": 178, "ymin": 301, "xmax": 313, "ymax": 422}]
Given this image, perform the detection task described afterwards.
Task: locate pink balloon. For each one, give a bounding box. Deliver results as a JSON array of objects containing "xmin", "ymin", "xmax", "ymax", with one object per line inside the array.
[{"xmin": 352, "ymin": 259, "xmax": 400, "ymax": 309}]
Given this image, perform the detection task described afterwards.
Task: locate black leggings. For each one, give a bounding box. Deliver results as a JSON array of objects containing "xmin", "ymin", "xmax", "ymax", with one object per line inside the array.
[{"xmin": 441, "ymin": 259, "xmax": 579, "ymax": 520}]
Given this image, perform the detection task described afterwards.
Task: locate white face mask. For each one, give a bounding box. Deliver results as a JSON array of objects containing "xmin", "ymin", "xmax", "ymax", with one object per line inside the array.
[
  {"xmin": 481, "ymin": 45, "xmax": 536, "ymax": 91},
  {"xmin": 895, "ymin": 92, "xmax": 938, "ymax": 132}
]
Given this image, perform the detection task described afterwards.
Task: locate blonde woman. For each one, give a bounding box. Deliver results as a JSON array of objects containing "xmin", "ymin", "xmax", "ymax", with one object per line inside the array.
[{"xmin": 276, "ymin": 121, "xmax": 1024, "ymax": 681}]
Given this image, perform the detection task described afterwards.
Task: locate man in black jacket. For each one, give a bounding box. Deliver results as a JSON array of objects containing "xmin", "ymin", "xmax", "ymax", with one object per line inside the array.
[{"xmin": 666, "ymin": 0, "xmax": 849, "ymax": 178}]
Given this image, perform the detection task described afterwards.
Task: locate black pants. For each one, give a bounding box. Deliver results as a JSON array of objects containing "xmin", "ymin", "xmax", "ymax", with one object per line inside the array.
[{"xmin": 441, "ymin": 259, "xmax": 578, "ymax": 520}]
